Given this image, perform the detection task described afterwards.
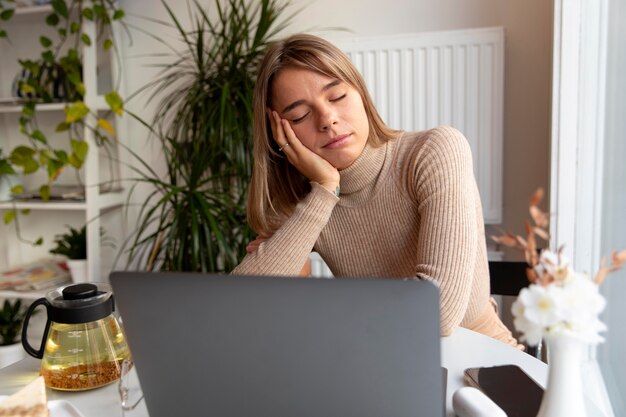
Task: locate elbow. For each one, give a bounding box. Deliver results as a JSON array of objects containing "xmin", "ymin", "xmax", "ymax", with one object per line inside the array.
[{"xmin": 440, "ymin": 323, "xmax": 455, "ymax": 337}]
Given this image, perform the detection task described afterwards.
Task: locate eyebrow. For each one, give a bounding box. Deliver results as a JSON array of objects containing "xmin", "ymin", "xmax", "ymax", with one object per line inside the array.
[{"xmin": 280, "ymin": 79, "xmax": 342, "ymax": 114}]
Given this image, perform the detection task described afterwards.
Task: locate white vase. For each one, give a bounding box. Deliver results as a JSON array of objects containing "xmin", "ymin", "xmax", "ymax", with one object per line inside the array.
[
  {"xmin": 537, "ymin": 333, "xmax": 588, "ymax": 417},
  {"xmin": 0, "ymin": 342, "xmax": 25, "ymax": 369},
  {"xmin": 580, "ymin": 345, "xmax": 615, "ymax": 417},
  {"xmin": 66, "ymin": 259, "xmax": 88, "ymax": 283}
]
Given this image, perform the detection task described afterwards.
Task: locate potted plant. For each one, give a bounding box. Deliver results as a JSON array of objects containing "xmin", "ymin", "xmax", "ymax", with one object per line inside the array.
[
  {"xmin": 0, "ymin": 298, "xmax": 27, "ymax": 369},
  {"xmin": 50, "ymin": 225, "xmax": 87, "ymax": 282},
  {"xmin": 0, "ymin": 1, "xmax": 127, "ymax": 245},
  {"xmin": 119, "ymin": 0, "xmax": 295, "ymax": 272}
]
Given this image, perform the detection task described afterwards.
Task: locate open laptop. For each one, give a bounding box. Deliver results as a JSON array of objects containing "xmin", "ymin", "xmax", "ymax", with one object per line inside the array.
[{"xmin": 110, "ymin": 272, "xmax": 443, "ymax": 417}]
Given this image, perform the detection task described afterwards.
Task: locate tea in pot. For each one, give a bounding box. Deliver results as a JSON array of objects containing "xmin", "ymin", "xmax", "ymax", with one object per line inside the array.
[{"xmin": 21, "ymin": 282, "xmax": 131, "ymax": 391}]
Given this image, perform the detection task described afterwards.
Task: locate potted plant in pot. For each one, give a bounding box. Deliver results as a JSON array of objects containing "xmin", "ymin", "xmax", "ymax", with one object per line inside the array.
[
  {"xmin": 119, "ymin": 0, "xmax": 296, "ymax": 273},
  {"xmin": 0, "ymin": 298, "xmax": 27, "ymax": 369},
  {"xmin": 50, "ymin": 225, "xmax": 87, "ymax": 283}
]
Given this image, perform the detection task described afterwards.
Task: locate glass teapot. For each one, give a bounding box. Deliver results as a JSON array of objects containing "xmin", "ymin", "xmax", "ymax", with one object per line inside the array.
[{"xmin": 21, "ymin": 282, "xmax": 132, "ymax": 391}]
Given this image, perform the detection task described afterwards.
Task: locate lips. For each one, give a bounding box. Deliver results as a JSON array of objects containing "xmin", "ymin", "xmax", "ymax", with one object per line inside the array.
[{"xmin": 323, "ymin": 133, "xmax": 352, "ymax": 149}]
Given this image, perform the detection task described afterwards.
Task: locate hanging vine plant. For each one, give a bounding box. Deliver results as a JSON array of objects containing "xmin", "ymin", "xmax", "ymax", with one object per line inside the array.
[{"xmin": 0, "ymin": 0, "xmax": 127, "ymax": 245}]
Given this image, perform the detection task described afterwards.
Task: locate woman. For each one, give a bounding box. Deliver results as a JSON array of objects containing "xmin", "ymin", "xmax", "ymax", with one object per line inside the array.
[{"xmin": 233, "ymin": 33, "xmax": 519, "ymax": 347}]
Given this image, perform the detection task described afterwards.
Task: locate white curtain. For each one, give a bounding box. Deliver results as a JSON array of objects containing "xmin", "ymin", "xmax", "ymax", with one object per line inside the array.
[{"xmin": 599, "ymin": 0, "xmax": 626, "ymax": 413}]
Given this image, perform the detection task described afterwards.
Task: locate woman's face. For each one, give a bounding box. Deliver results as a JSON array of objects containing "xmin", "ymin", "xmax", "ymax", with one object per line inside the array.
[{"xmin": 270, "ymin": 67, "xmax": 370, "ymax": 170}]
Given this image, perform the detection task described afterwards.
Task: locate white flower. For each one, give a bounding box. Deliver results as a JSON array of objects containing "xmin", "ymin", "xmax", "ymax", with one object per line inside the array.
[
  {"xmin": 519, "ymin": 285, "xmax": 563, "ymax": 327},
  {"xmin": 512, "ymin": 266, "xmax": 608, "ymax": 345},
  {"xmin": 534, "ymin": 250, "xmax": 571, "ymax": 280}
]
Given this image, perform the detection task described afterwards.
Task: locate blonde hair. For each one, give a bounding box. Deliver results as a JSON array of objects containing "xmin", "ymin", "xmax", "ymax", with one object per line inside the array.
[{"xmin": 248, "ymin": 33, "xmax": 401, "ymax": 235}]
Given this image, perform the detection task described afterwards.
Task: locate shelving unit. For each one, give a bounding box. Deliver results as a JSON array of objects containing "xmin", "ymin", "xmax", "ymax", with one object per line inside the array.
[{"xmin": 0, "ymin": 4, "xmax": 128, "ymax": 292}]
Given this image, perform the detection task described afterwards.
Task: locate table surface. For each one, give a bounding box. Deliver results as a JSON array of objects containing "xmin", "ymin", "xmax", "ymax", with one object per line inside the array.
[{"xmin": 0, "ymin": 327, "xmax": 547, "ymax": 417}]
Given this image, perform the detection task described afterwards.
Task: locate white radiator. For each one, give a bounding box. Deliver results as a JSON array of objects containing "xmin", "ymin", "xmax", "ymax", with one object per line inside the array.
[{"xmin": 332, "ymin": 27, "xmax": 504, "ymax": 224}]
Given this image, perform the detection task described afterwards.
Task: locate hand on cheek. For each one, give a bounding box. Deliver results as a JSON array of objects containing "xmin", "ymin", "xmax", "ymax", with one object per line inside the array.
[{"xmin": 270, "ymin": 111, "xmax": 340, "ymax": 194}]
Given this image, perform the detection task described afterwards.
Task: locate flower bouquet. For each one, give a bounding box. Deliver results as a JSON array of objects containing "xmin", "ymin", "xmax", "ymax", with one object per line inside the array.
[
  {"xmin": 491, "ymin": 188, "xmax": 626, "ymax": 346},
  {"xmin": 491, "ymin": 188, "xmax": 625, "ymax": 417}
]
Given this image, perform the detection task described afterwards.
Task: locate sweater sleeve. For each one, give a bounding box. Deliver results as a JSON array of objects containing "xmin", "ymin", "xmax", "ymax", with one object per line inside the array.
[
  {"xmin": 410, "ymin": 126, "xmax": 478, "ymax": 336},
  {"xmin": 232, "ymin": 182, "xmax": 339, "ymax": 276}
]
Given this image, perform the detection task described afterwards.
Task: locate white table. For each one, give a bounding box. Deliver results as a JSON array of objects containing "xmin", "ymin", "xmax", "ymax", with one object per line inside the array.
[{"xmin": 0, "ymin": 327, "xmax": 547, "ymax": 417}]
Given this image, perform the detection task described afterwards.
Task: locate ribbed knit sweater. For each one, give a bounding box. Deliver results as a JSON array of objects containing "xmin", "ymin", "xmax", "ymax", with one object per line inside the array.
[{"xmin": 234, "ymin": 126, "xmax": 517, "ymax": 345}]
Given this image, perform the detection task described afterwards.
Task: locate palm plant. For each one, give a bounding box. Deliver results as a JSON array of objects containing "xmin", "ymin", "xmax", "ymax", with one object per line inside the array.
[
  {"xmin": 119, "ymin": 0, "xmax": 295, "ymax": 272},
  {"xmin": 0, "ymin": 299, "xmax": 27, "ymax": 346}
]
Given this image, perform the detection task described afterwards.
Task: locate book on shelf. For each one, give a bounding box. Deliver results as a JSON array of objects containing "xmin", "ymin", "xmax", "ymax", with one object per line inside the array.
[{"xmin": 0, "ymin": 258, "xmax": 71, "ymax": 292}]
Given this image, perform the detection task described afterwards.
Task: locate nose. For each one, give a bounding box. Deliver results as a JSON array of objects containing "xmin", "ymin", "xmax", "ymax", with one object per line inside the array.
[{"xmin": 317, "ymin": 104, "xmax": 338, "ymax": 131}]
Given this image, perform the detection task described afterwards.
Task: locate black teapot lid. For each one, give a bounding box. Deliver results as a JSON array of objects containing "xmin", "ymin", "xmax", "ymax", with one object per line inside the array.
[{"xmin": 45, "ymin": 283, "xmax": 115, "ymax": 324}]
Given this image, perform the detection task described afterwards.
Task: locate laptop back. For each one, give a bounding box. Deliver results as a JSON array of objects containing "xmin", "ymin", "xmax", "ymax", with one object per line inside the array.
[{"xmin": 110, "ymin": 272, "xmax": 443, "ymax": 417}]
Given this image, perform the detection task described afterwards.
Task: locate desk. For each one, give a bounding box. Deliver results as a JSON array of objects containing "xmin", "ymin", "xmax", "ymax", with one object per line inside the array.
[{"xmin": 0, "ymin": 328, "xmax": 547, "ymax": 417}]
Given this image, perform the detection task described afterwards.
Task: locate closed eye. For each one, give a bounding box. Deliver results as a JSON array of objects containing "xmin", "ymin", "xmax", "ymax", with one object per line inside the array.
[
  {"xmin": 330, "ymin": 94, "xmax": 346, "ymax": 102},
  {"xmin": 291, "ymin": 112, "xmax": 309, "ymax": 124}
]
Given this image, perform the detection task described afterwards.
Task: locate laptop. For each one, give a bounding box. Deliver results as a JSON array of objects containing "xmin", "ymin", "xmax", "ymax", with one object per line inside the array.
[{"xmin": 110, "ymin": 272, "xmax": 443, "ymax": 417}]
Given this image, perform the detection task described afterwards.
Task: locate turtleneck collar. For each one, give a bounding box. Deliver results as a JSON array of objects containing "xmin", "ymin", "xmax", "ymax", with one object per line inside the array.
[{"xmin": 338, "ymin": 140, "xmax": 389, "ymax": 197}]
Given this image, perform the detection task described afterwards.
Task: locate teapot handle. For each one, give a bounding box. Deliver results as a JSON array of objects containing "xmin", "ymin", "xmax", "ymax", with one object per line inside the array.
[{"xmin": 21, "ymin": 298, "xmax": 51, "ymax": 359}]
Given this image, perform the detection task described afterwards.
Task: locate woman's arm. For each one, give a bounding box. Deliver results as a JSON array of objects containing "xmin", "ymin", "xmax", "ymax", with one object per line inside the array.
[
  {"xmin": 410, "ymin": 127, "xmax": 480, "ymax": 336},
  {"xmin": 232, "ymin": 182, "xmax": 338, "ymax": 276}
]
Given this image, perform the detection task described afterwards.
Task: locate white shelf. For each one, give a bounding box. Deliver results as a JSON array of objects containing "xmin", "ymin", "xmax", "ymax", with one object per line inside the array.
[
  {"xmin": 0, "ymin": 4, "xmax": 128, "ymax": 284},
  {"xmin": 0, "ymin": 200, "xmax": 86, "ymax": 211},
  {"xmin": 0, "ymin": 191, "xmax": 125, "ymax": 212},
  {"xmin": 0, "ymin": 101, "xmax": 66, "ymax": 113},
  {"xmin": 12, "ymin": 5, "xmax": 53, "ymax": 16},
  {"xmin": 0, "ymin": 97, "xmax": 110, "ymax": 114}
]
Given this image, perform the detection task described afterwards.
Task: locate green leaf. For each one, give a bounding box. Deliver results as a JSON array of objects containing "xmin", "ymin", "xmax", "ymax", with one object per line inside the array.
[
  {"xmin": 97, "ymin": 118, "xmax": 115, "ymax": 136},
  {"xmin": 0, "ymin": 159, "xmax": 16, "ymax": 175},
  {"xmin": 47, "ymin": 158, "xmax": 64, "ymax": 180},
  {"xmin": 93, "ymin": 4, "xmax": 105, "ymax": 18},
  {"xmin": 39, "ymin": 36, "xmax": 52, "ymax": 48},
  {"xmin": 65, "ymin": 101, "xmax": 89, "ymax": 123},
  {"xmin": 20, "ymin": 83, "xmax": 36, "ymax": 95},
  {"xmin": 41, "ymin": 50, "xmax": 54, "ymax": 64},
  {"xmin": 40, "ymin": 185, "xmax": 50, "ymax": 201},
  {"xmin": 51, "ymin": 0, "xmax": 68, "ymax": 18},
  {"xmin": 55, "ymin": 121, "xmax": 70, "ymax": 132},
  {"xmin": 31, "ymin": 129, "xmax": 47, "ymax": 144},
  {"xmin": 82, "ymin": 7, "xmax": 94, "ymax": 21},
  {"xmin": 3, "ymin": 211, "xmax": 15, "ymax": 225},
  {"xmin": 70, "ymin": 139, "xmax": 89, "ymax": 162},
  {"xmin": 35, "ymin": 238, "xmax": 44, "ymax": 246},
  {"xmin": 11, "ymin": 184, "xmax": 24, "ymax": 195},
  {"xmin": 105, "ymin": 91, "xmax": 123, "ymax": 116},
  {"xmin": 57, "ymin": 28, "xmax": 66, "ymax": 37},
  {"xmin": 46, "ymin": 13, "xmax": 59, "ymax": 26},
  {"xmin": 0, "ymin": 9, "xmax": 15, "ymax": 20},
  {"xmin": 80, "ymin": 33, "xmax": 91, "ymax": 46},
  {"xmin": 103, "ymin": 39, "xmax": 113, "ymax": 50},
  {"xmin": 0, "ymin": 29, "xmax": 7, "ymax": 39},
  {"xmin": 70, "ymin": 21, "xmax": 79, "ymax": 34},
  {"xmin": 113, "ymin": 9, "xmax": 125, "ymax": 20},
  {"xmin": 21, "ymin": 209, "xmax": 31, "ymax": 215}
]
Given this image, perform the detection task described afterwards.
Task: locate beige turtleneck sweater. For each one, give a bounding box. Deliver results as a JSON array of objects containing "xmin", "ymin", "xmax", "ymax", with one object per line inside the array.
[{"xmin": 234, "ymin": 126, "xmax": 518, "ymax": 346}]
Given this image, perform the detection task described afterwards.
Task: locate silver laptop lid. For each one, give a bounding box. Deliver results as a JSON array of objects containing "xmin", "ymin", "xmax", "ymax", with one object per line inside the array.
[{"xmin": 110, "ymin": 272, "xmax": 443, "ymax": 417}]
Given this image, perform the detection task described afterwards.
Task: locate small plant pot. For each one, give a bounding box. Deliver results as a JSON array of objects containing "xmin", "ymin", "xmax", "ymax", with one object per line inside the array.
[
  {"xmin": 0, "ymin": 342, "xmax": 25, "ymax": 369},
  {"xmin": 67, "ymin": 259, "xmax": 88, "ymax": 283}
]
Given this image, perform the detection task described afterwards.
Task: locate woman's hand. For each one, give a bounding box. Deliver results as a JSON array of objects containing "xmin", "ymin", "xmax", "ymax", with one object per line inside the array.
[
  {"xmin": 246, "ymin": 235, "xmax": 269, "ymax": 254},
  {"xmin": 269, "ymin": 110, "xmax": 340, "ymax": 194}
]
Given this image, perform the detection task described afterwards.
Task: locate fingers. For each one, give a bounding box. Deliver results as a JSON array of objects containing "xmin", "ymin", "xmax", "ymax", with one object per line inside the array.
[
  {"xmin": 269, "ymin": 110, "xmax": 294, "ymax": 153},
  {"xmin": 246, "ymin": 236, "xmax": 269, "ymax": 253}
]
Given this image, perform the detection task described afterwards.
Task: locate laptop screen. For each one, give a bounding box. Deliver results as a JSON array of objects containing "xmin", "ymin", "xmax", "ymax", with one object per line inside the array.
[{"xmin": 110, "ymin": 272, "xmax": 443, "ymax": 417}]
